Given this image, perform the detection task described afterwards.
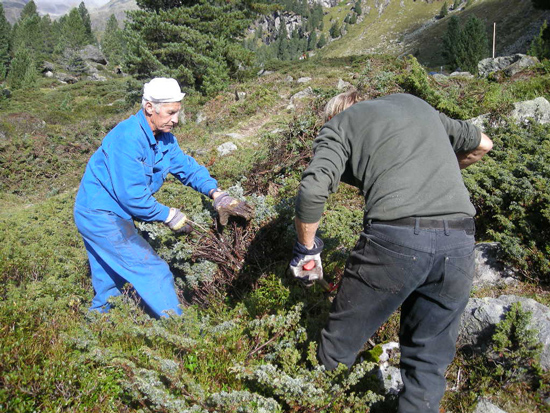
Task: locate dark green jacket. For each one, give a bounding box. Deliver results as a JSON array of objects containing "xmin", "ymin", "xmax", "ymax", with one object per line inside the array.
[{"xmin": 295, "ymin": 93, "xmax": 481, "ymax": 223}]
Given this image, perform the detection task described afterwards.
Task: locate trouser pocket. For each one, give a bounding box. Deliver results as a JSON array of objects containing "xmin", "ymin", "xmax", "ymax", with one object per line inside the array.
[{"xmin": 439, "ymin": 249, "xmax": 475, "ymax": 301}]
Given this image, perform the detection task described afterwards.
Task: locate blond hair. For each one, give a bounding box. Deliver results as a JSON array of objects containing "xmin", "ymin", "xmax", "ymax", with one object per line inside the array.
[{"xmin": 324, "ymin": 89, "xmax": 361, "ymax": 122}]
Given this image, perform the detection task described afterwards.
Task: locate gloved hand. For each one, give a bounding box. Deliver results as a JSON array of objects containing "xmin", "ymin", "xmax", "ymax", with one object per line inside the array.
[
  {"xmin": 213, "ymin": 192, "xmax": 254, "ymax": 226},
  {"xmin": 165, "ymin": 208, "xmax": 193, "ymax": 234},
  {"xmin": 289, "ymin": 237, "xmax": 324, "ymax": 287}
]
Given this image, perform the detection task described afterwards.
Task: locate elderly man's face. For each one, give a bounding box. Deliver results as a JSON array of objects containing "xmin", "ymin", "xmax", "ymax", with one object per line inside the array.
[{"xmin": 145, "ymin": 101, "xmax": 181, "ymax": 135}]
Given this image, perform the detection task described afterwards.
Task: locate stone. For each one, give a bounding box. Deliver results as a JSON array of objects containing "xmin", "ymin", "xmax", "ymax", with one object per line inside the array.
[
  {"xmin": 217, "ymin": 142, "xmax": 238, "ymax": 156},
  {"xmin": 510, "ymin": 97, "xmax": 550, "ymax": 125},
  {"xmin": 296, "ymin": 76, "xmax": 312, "ymax": 84},
  {"xmin": 459, "ymin": 295, "xmax": 550, "ymax": 370},
  {"xmin": 337, "ymin": 78, "xmax": 352, "ymax": 90},
  {"xmin": 473, "ymin": 243, "xmax": 518, "ymax": 288},
  {"xmin": 78, "ymin": 45, "xmax": 108, "ymax": 65},
  {"xmin": 478, "ymin": 54, "xmax": 539, "ymax": 78},
  {"xmin": 473, "ymin": 398, "xmax": 508, "ymax": 413},
  {"xmin": 290, "ymin": 87, "xmax": 314, "ymax": 103}
]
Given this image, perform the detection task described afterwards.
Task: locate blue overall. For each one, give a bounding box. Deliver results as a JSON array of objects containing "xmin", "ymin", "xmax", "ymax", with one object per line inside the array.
[{"xmin": 74, "ymin": 110, "xmax": 217, "ymax": 318}]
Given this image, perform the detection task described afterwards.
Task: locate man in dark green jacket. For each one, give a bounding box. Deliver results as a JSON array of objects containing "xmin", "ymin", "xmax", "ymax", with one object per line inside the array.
[{"xmin": 290, "ymin": 90, "xmax": 492, "ymax": 412}]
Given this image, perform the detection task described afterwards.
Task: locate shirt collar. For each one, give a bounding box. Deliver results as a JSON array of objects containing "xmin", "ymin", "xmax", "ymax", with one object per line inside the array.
[{"xmin": 136, "ymin": 109, "xmax": 158, "ymax": 147}]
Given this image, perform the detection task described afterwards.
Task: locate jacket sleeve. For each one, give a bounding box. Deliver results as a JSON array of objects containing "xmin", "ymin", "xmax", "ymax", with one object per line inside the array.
[
  {"xmin": 107, "ymin": 133, "xmax": 170, "ymax": 222},
  {"xmin": 438, "ymin": 112, "xmax": 482, "ymax": 153},
  {"xmin": 295, "ymin": 124, "xmax": 350, "ymax": 223},
  {"xmin": 167, "ymin": 136, "xmax": 218, "ymax": 197}
]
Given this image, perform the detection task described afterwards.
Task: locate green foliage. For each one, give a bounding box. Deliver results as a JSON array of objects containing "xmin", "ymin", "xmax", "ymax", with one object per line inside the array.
[
  {"xmin": 463, "ymin": 120, "xmax": 550, "ymax": 279},
  {"xmin": 124, "ymin": 0, "xmax": 257, "ymax": 96},
  {"xmin": 439, "ymin": 2, "xmax": 449, "ymax": 18},
  {"xmin": 57, "ymin": 8, "xmax": 94, "ymax": 51},
  {"xmin": 101, "ymin": 15, "xmax": 126, "ymax": 67},
  {"xmin": 0, "ymin": 4, "xmax": 10, "ymax": 80},
  {"xmin": 489, "ymin": 302, "xmax": 543, "ymax": 385},
  {"xmin": 330, "ymin": 21, "xmax": 341, "ymax": 39},
  {"xmin": 442, "ymin": 15, "xmax": 489, "ymax": 73},
  {"xmin": 354, "ymin": 1, "xmax": 362, "ymax": 16},
  {"xmin": 453, "ymin": 0, "xmax": 462, "ymax": 10},
  {"xmin": 442, "ymin": 15, "xmax": 462, "ymax": 69},
  {"xmin": 6, "ymin": 48, "xmax": 37, "ymax": 90},
  {"xmin": 528, "ymin": 20, "xmax": 550, "ymax": 60}
]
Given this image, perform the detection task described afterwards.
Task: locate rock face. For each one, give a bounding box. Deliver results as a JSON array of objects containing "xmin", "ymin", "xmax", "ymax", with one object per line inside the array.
[
  {"xmin": 478, "ymin": 54, "xmax": 539, "ymax": 78},
  {"xmin": 458, "ymin": 295, "xmax": 550, "ymax": 370},
  {"xmin": 473, "ymin": 243, "xmax": 517, "ymax": 288},
  {"xmin": 473, "ymin": 398, "xmax": 508, "ymax": 413}
]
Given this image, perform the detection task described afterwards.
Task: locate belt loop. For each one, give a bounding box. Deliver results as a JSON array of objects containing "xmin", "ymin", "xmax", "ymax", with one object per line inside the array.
[
  {"xmin": 444, "ymin": 220, "xmax": 450, "ymax": 236},
  {"xmin": 414, "ymin": 218, "xmax": 420, "ymax": 235}
]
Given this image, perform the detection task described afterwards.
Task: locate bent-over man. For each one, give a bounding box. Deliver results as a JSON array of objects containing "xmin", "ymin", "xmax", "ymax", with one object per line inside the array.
[
  {"xmin": 290, "ymin": 90, "xmax": 492, "ymax": 412},
  {"xmin": 74, "ymin": 77, "xmax": 253, "ymax": 318}
]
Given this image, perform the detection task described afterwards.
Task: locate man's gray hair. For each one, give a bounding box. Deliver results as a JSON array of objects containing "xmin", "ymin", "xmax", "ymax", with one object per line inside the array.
[
  {"xmin": 141, "ymin": 99, "xmax": 164, "ymax": 113},
  {"xmin": 324, "ymin": 89, "xmax": 362, "ymax": 122}
]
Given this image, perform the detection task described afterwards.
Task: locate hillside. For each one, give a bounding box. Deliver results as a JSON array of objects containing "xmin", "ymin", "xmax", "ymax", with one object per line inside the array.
[
  {"xmin": 1, "ymin": 52, "xmax": 550, "ymax": 411},
  {"xmin": 319, "ymin": 0, "xmax": 550, "ymax": 69}
]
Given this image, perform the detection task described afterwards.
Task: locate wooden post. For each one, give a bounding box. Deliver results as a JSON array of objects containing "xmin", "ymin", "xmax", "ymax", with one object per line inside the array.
[{"xmin": 493, "ymin": 23, "xmax": 497, "ymax": 59}]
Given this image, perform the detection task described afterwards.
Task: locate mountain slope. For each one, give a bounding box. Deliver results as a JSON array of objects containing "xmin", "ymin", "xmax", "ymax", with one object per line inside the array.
[{"xmin": 320, "ymin": 0, "xmax": 550, "ymax": 69}]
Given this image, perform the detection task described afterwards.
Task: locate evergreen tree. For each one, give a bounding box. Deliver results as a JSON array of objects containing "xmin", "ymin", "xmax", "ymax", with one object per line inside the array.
[
  {"xmin": 329, "ymin": 21, "xmax": 341, "ymax": 38},
  {"xmin": 78, "ymin": 2, "xmax": 96, "ymax": 44},
  {"xmin": 440, "ymin": 2, "xmax": 448, "ymax": 18},
  {"xmin": 277, "ymin": 17, "xmax": 290, "ymax": 60},
  {"xmin": 7, "ymin": 48, "xmax": 37, "ymax": 89},
  {"xmin": 0, "ymin": 4, "xmax": 10, "ymax": 80},
  {"xmin": 453, "ymin": 0, "xmax": 461, "ymax": 10},
  {"xmin": 349, "ymin": 13, "xmax": 357, "ymax": 24},
  {"xmin": 124, "ymin": 0, "xmax": 257, "ymax": 96},
  {"xmin": 354, "ymin": 1, "xmax": 362, "ymax": 15},
  {"xmin": 442, "ymin": 15, "xmax": 461, "ymax": 69},
  {"xmin": 12, "ymin": 1, "xmax": 41, "ymax": 52},
  {"xmin": 101, "ymin": 14, "xmax": 126, "ymax": 66},
  {"xmin": 19, "ymin": 0, "xmax": 38, "ymax": 21},
  {"xmin": 317, "ymin": 33, "xmax": 326, "ymax": 48},
  {"xmin": 307, "ymin": 30, "xmax": 317, "ymax": 51},
  {"xmin": 456, "ymin": 15, "xmax": 488, "ymax": 73},
  {"xmin": 528, "ymin": 20, "xmax": 550, "ymax": 60},
  {"xmin": 58, "ymin": 8, "xmax": 93, "ymax": 51}
]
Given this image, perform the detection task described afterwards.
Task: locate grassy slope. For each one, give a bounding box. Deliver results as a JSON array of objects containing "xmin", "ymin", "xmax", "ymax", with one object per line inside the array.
[
  {"xmin": 320, "ymin": 0, "xmax": 550, "ymax": 69},
  {"xmin": 2, "ymin": 54, "xmax": 550, "ymax": 411}
]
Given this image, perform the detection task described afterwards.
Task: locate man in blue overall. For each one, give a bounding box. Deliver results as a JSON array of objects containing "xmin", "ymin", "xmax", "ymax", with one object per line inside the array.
[
  {"xmin": 74, "ymin": 77, "xmax": 253, "ymax": 318},
  {"xmin": 290, "ymin": 90, "xmax": 493, "ymax": 412}
]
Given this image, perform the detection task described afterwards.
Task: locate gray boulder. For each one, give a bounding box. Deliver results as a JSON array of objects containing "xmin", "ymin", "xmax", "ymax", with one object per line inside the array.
[
  {"xmin": 473, "ymin": 243, "xmax": 517, "ymax": 288},
  {"xmin": 376, "ymin": 342, "xmax": 403, "ymax": 395},
  {"xmin": 337, "ymin": 78, "xmax": 352, "ymax": 90},
  {"xmin": 217, "ymin": 142, "xmax": 238, "ymax": 156},
  {"xmin": 296, "ymin": 76, "xmax": 312, "ymax": 84},
  {"xmin": 79, "ymin": 45, "xmax": 108, "ymax": 65},
  {"xmin": 478, "ymin": 54, "xmax": 539, "ymax": 78},
  {"xmin": 459, "ymin": 295, "xmax": 550, "ymax": 370},
  {"xmin": 55, "ymin": 72, "xmax": 78, "ymax": 84},
  {"xmin": 473, "ymin": 398, "xmax": 508, "ymax": 413},
  {"xmin": 510, "ymin": 96, "xmax": 550, "ymax": 125}
]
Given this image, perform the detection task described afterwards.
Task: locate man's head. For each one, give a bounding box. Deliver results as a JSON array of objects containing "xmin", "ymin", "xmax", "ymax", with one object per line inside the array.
[
  {"xmin": 142, "ymin": 78, "xmax": 185, "ymax": 135},
  {"xmin": 324, "ymin": 88, "xmax": 361, "ymax": 122}
]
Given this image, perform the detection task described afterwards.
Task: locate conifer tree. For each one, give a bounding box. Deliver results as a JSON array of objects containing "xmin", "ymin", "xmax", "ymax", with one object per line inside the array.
[
  {"xmin": 528, "ymin": 20, "xmax": 550, "ymax": 60},
  {"xmin": 58, "ymin": 8, "xmax": 93, "ymax": 51},
  {"xmin": 101, "ymin": 14, "xmax": 126, "ymax": 66},
  {"xmin": 349, "ymin": 13, "xmax": 357, "ymax": 24},
  {"xmin": 7, "ymin": 48, "xmax": 37, "ymax": 89},
  {"xmin": 12, "ymin": 1, "xmax": 41, "ymax": 53},
  {"xmin": 307, "ymin": 30, "xmax": 317, "ymax": 51},
  {"xmin": 456, "ymin": 15, "xmax": 488, "ymax": 73},
  {"xmin": 453, "ymin": 0, "xmax": 461, "ymax": 10},
  {"xmin": 277, "ymin": 17, "xmax": 290, "ymax": 60},
  {"xmin": 442, "ymin": 15, "xmax": 461, "ymax": 69},
  {"xmin": 440, "ymin": 2, "xmax": 448, "ymax": 18},
  {"xmin": 329, "ymin": 21, "xmax": 341, "ymax": 38},
  {"xmin": 354, "ymin": 1, "xmax": 362, "ymax": 15},
  {"xmin": 124, "ymin": 0, "xmax": 257, "ymax": 96},
  {"xmin": 0, "ymin": 4, "xmax": 10, "ymax": 80},
  {"xmin": 78, "ymin": 2, "xmax": 96, "ymax": 44},
  {"xmin": 317, "ymin": 33, "xmax": 326, "ymax": 48}
]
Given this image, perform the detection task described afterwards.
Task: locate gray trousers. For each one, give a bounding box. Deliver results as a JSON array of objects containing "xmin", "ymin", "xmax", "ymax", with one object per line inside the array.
[{"xmin": 318, "ymin": 219, "xmax": 475, "ymax": 413}]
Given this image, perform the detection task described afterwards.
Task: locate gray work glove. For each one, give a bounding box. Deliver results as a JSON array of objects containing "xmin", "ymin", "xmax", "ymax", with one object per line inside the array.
[
  {"xmin": 213, "ymin": 192, "xmax": 254, "ymax": 226},
  {"xmin": 289, "ymin": 237, "xmax": 324, "ymax": 287},
  {"xmin": 165, "ymin": 208, "xmax": 193, "ymax": 234}
]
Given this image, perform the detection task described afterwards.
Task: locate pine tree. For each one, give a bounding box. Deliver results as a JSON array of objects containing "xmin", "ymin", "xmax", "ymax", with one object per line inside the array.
[
  {"xmin": 101, "ymin": 14, "xmax": 125, "ymax": 66},
  {"xmin": 124, "ymin": 0, "xmax": 257, "ymax": 96},
  {"xmin": 456, "ymin": 15, "xmax": 488, "ymax": 74},
  {"xmin": 7, "ymin": 48, "xmax": 37, "ymax": 89},
  {"xmin": 277, "ymin": 16, "xmax": 290, "ymax": 60},
  {"xmin": 354, "ymin": 1, "xmax": 362, "ymax": 15},
  {"xmin": 58, "ymin": 8, "xmax": 92, "ymax": 51},
  {"xmin": 439, "ymin": 2, "xmax": 448, "ymax": 18},
  {"xmin": 329, "ymin": 21, "xmax": 341, "ymax": 38},
  {"xmin": 78, "ymin": 2, "xmax": 96, "ymax": 44},
  {"xmin": 442, "ymin": 15, "xmax": 461, "ymax": 69},
  {"xmin": 0, "ymin": 4, "xmax": 10, "ymax": 80},
  {"xmin": 453, "ymin": 0, "xmax": 461, "ymax": 10},
  {"xmin": 528, "ymin": 20, "xmax": 550, "ymax": 60},
  {"xmin": 307, "ymin": 30, "xmax": 317, "ymax": 51},
  {"xmin": 12, "ymin": 1, "xmax": 41, "ymax": 53},
  {"xmin": 349, "ymin": 13, "xmax": 357, "ymax": 25},
  {"xmin": 317, "ymin": 33, "xmax": 326, "ymax": 48}
]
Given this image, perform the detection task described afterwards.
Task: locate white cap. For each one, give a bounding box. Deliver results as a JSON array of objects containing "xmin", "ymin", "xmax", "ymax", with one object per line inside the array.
[{"xmin": 143, "ymin": 78, "xmax": 185, "ymax": 103}]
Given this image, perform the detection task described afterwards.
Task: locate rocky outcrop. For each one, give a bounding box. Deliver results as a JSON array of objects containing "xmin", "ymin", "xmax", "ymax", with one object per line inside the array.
[{"xmin": 478, "ymin": 54, "xmax": 539, "ymax": 78}]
